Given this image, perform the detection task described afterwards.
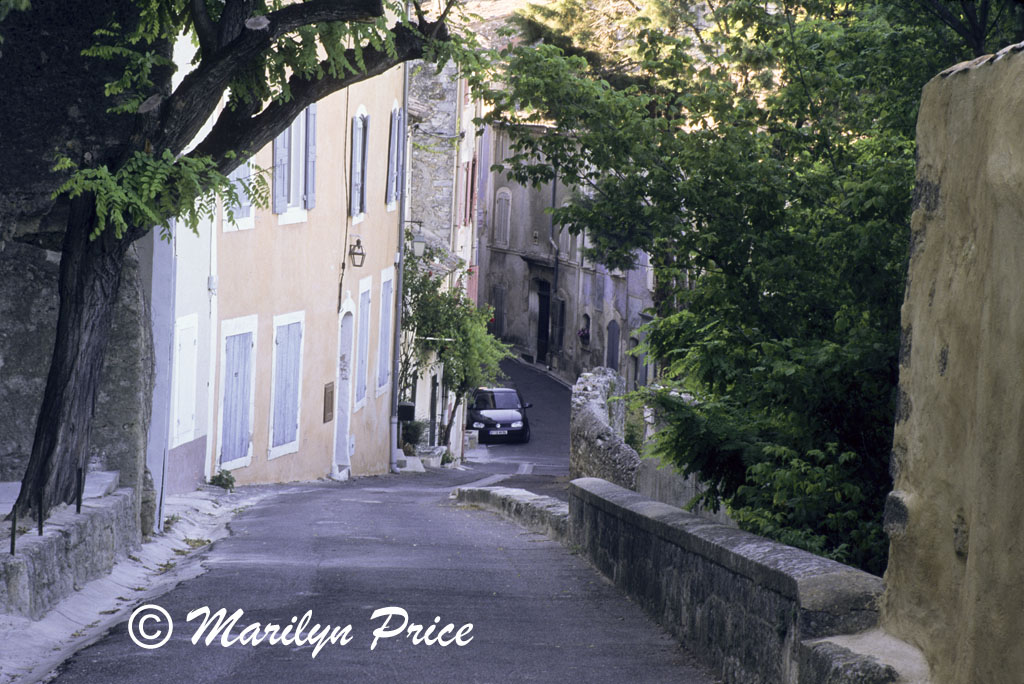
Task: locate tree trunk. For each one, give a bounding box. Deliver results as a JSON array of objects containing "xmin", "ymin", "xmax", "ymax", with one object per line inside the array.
[
  {"xmin": 440, "ymin": 392, "xmax": 464, "ymax": 450},
  {"xmin": 11, "ymin": 194, "xmax": 135, "ymax": 521}
]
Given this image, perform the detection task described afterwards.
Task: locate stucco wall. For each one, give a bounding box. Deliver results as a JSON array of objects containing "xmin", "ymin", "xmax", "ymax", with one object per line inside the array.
[{"xmin": 883, "ymin": 43, "xmax": 1024, "ymax": 684}]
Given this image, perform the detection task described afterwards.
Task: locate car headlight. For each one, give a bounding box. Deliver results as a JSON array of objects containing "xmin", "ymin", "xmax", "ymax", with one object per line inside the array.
[
  {"xmin": 472, "ymin": 422, "xmax": 485, "ymax": 429},
  {"xmin": 511, "ymin": 421, "xmax": 523, "ymax": 428}
]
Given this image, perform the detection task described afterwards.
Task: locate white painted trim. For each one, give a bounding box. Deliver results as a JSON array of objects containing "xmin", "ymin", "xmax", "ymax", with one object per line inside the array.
[
  {"xmin": 277, "ymin": 207, "xmax": 308, "ymax": 226},
  {"xmin": 268, "ymin": 310, "xmax": 305, "ymax": 460},
  {"xmin": 204, "ymin": 211, "xmax": 219, "ymax": 480},
  {"xmin": 332, "ymin": 295, "xmax": 357, "ymax": 475},
  {"xmin": 217, "ymin": 314, "xmax": 258, "ymax": 471},
  {"xmin": 354, "ymin": 275, "xmax": 373, "ymax": 412},
  {"xmin": 169, "ymin": 312, "xmax": 199, "ymax": 448},
  {"xmin": 376, "ymin": 265, "xmax": 395, "ymax": 397}
]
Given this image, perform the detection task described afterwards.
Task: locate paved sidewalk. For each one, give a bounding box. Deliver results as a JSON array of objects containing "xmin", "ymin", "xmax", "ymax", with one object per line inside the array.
[{"xmin": 42, "ymin": 470, "xmax": 717, "ymax": 684}]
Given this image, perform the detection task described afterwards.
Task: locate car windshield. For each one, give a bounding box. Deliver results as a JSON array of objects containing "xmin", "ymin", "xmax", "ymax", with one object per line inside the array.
[{"xmin": 474, "ymin": 391, "xmax": 520, "ymax": 410}]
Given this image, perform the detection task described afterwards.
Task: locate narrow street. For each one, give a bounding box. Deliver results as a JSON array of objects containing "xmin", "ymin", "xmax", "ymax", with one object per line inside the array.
[
  {"xmin": 460, "ymin": 359, "xmax": 574, "ymax": 501},
  {"xmin": 47, "ymin": 470, "xmax": 715, "ymax": 683},
  {"xmin": 41, "ymin": 359, "xmax": 716, "ymax": 683}
]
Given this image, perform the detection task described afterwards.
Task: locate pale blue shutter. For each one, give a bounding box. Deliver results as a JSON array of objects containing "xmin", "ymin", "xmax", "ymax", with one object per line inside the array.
[
  {"xmin": 273, "ymin": 321, "xmax": 302, "ymax": 447},
  {"xmin": 386, "ymin": 109, "xmax": 398, "ymax": 204},
  {"xmin": 228, "ymin": 165, "xmax": 250, "ymax": 219},
  {"xmin": 304, "ymin": 104, "xmax": 317, "ymax": 210},
  {"xmin": 360, "ymin": 114, "xmax": 370, "ymax": 214},
  {"xmin": 222, "ymin": 332, "xmax": 253, "ymax": 464},
  {"xmin": 396, "ymin": 108, "xmax": 405, "ymax": 202},
  {"xmin": 272, "ymin": 131, "xmax": 289, "ymax": 214},
  {"xmin": 350, "ymin": 116, "xmax": 364, "ymax": 217},
  {"xmin": 356, "ymin": 289, "xmax": 371, "ymax": 402},
  {"xmin": 378, "ymin": 278, "xmax": 393, "ymax": 388}
]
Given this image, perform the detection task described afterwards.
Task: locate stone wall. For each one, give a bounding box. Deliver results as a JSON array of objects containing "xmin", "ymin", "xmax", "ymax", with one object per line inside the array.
[
  {"xmin": 570, "ymin": 368, "xmax": 732, "ymax": 524},
  {"xmin": 570, "ymin": 478, "xmax": 887, "ymax": 684},
  {"xmin": 0, "ymin": 240, "xmax": 153, "ymax": 528},
  {"xmin": 0, "ymin": 488, "xmax": 139, "ymax": 619},
  {"xmin": 883, "ymin": 43, "xmax": 1024, "ymax": 684}
]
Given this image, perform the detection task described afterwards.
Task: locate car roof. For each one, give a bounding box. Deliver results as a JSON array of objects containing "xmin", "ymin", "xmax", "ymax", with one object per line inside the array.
[{"xmin": 478, "ymin": 387, "xmax": 516, "ymax": 393}]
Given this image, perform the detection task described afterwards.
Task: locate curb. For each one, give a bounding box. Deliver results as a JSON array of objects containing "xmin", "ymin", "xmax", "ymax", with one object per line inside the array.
[
  {"xmin": 0, "ymin": 485, "xmax": 269, "ymax": 684},
  {"xmin": 451, "ymin": 486, "xmax": 569, "ymax": 544}
]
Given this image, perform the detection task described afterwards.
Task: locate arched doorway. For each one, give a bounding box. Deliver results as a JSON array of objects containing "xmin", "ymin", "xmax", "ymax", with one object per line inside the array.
[{"xmin": 334, "ymin": 311, "xmax": 354, "ymax": 475}]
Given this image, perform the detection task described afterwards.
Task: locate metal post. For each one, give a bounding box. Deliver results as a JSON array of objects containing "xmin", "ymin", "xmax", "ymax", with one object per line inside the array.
[{"xmin": 76, "ymin": 467, "xmax": 83, "ymax": 513}]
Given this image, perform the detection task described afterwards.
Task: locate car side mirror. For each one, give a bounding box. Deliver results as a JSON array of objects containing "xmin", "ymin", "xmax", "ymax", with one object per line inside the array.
[{"xmin": 523, "ymin": 402, "xmax": 532, "ymax": 409}]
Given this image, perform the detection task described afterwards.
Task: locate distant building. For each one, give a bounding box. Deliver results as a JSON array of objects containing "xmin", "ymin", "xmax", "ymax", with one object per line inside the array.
[
  {"xmin": 403, "ymin": 60, "xmax": 482, "ymax": 456},
  {"xmin": 476, "ymin": 124, "xmax": 655, "ymax": 389}
]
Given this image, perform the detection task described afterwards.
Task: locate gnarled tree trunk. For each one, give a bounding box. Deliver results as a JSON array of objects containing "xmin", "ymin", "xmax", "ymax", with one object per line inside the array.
[{"xmin": 12, "ymin": 194, "xmax": 137, "ymax": 520}]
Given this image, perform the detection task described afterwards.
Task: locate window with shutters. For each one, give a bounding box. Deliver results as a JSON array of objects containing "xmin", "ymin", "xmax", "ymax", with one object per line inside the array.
[
  {"xmin": 351, "ymin": 108, "xmax": 370, "ymax": 221},
  {"xmin": 224, "ymin": 161, "xmax": 254, "ymax": 232},
  {"xmin": 269, "ymin": 311, "xmax": 304, "ymax": 459},
  {"xmin": 377, "ymin": 268, "xmax": 394, "ymax": 392},
  {"xmin": 218, "ymin": 315, "xmax": 258, "ymax": 470},
  {"xmin": 273, "ymin": 105, "xmax": 316, "ymax": 224},
  {"xmin": 355, "ymin": 276, "xmax": 372, "ymax": 409},
  {"xmin": 493, "ymin": 188, "xmax": 511, "ymax": 246},
  {"xmin": 385, "ymin": 105, "xmax": 404, "ymax": 209}
]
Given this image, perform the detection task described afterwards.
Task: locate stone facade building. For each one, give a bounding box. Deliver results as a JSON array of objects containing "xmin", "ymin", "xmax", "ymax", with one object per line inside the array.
[{"xmin": 475, "ymin": 124, "xmax": 655, "ymax": 389}]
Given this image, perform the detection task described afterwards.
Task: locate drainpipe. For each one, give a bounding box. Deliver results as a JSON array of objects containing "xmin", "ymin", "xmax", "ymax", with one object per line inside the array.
[
  {"xmin": 546, "ymin": 168, "xmax": 559, "ymax": 367},
  {"xmin": 389, "ymin": 60, "xmax": 410, "ymax": 472}
]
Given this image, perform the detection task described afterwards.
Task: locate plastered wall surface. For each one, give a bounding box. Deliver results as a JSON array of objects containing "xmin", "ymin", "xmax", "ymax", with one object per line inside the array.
[{"xmin": 884, "ymin": 44, "xmax": 1024, "ymax": 684}]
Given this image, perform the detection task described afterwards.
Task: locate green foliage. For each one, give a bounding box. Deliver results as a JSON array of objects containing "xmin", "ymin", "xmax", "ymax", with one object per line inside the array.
[
  {"xmin": 400, "ymin": 232, "xmax": 512, "ymax": 445},
  {"xmin": 483, "ymin": 0, "xmax": 1019, "ymax": 573},
  {"xmin": 52, "ymin": 150, "xmax": 266, "ymax": 241},
  {"xmin": 209, "ymin": 469, "xmax": 235, "ymax": 492},
  {"xmin": 401, "ymin": 419, "xmax": 426, "ymax": 446},
  {"xmin": 0, "ymin": 0, "xmax": 29, "ymax": 41}
]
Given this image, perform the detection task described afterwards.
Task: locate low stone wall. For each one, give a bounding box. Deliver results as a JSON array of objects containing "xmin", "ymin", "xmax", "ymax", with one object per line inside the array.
[
  {"xmin": 570, "ymin": 478, "xmax": 886, "ymax": 684},
  {"xmin": 0, "ymin": 488, "xmax": 140, "ymax": 619},
  {"xmin": 453, "ymin": 486, "xmax": 570, "ymax": 544},
  {"xmin": 571, "ymin": 368, "xmax": 732, "ymax": 524},
  {"xmin": 570, "ymin": 369, "xmax": 641, "ymax": 488}
]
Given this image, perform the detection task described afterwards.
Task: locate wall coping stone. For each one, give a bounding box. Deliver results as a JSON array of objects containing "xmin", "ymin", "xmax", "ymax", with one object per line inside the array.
[{"xmin": 570, "ymin": 477, "xmax": 882, "ymax": 639}]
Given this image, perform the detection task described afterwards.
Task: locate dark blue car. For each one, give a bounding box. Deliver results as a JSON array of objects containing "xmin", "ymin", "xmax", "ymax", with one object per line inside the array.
[{"xmin": 467, "ymin": 388, "xmax": 532, "ymax": 443}]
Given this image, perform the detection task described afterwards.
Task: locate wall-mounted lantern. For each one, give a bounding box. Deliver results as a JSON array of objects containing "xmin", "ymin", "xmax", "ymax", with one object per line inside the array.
[
  {"xmin": 348, "ymin": 238, "xmax": 366, "ymax": 267},
  {"xmin": 412, "ymin": 233, "xmax": 427, "ymax": 258}
]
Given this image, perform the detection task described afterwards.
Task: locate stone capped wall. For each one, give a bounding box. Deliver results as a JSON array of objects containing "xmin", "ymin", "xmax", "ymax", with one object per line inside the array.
[{"xmin": 884, "ymin": 43, "xmax": 1024, "ymax": 684}]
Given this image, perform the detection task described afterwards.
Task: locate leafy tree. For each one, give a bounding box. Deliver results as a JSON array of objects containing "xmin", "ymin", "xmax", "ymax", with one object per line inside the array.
[
  {"xmin": 480, "ymin": 0, "xmax": 1018, "ymax": 574},
  {"xmin": 0, "ymin": 0, "xmax": 464, "ymax": 521},
  {"xmin": 400, "ymin": 233, "xmax": 511, "ymax": 449}
]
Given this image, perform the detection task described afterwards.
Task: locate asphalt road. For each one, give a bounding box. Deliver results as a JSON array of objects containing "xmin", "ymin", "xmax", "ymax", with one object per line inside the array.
[
  {"xmin": 466, "ymin": 359, "xmax": 574, "ymax": 501},
  {"xmin": 48, "ymin": 471, "xmax": 716, "ymax": 683}
]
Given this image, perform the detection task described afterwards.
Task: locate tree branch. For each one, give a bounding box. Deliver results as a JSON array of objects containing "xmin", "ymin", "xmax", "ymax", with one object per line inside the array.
[
  {"xmin": 154, "ymin": 0, "xmax": 386, "ymax": 156},
  {"xmin": 188, "ymin": 0, "xmax": 218, "ymax": 59},
  {"xmin": 188, "ymin": 20, "xmax": 440, "ymax": 173}
]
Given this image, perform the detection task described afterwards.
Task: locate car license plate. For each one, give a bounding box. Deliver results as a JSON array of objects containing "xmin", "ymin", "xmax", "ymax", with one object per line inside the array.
[{"xmin": 491, "ymin": 430, "xmax": 508, "ymax": 435}]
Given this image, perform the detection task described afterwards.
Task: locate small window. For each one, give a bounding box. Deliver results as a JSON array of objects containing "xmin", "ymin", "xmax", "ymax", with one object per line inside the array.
[
  {"xmin": 493, "ymin": 189, "xmax": 511, "ymax": 246},
  {"xmin": 272, "ymin": 105, "xmax": 317, "ymax": 222},
  {"xmin": 351, "ymin": 110, "xmax": 370, "ymax": 219}
]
